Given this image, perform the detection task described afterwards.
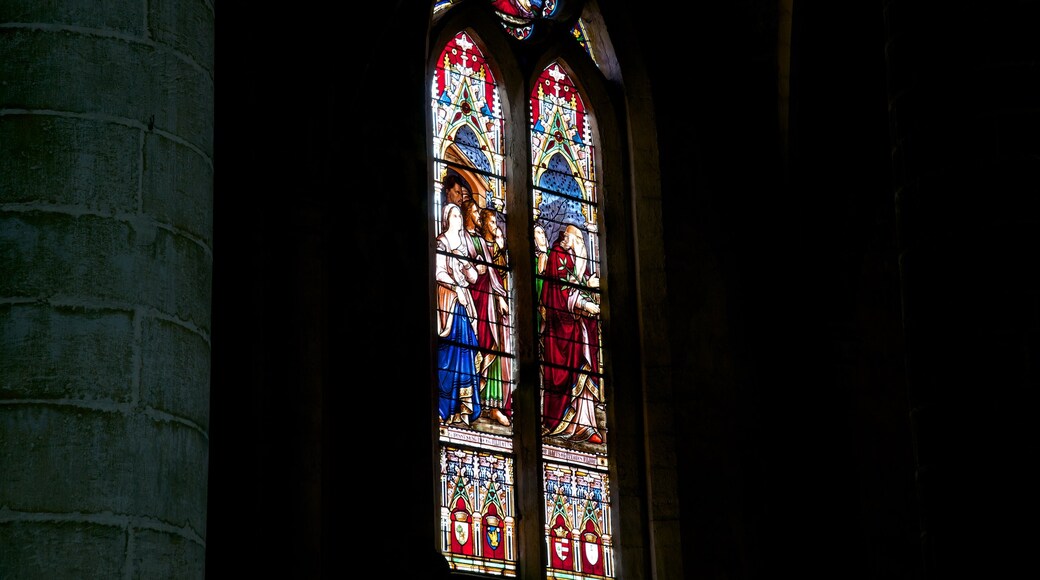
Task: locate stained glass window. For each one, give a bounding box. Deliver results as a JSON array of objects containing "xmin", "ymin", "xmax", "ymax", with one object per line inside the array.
[
  {"xmin": 431, "ymin": 29, "xmax": 518, "ymax": 576},
  {"xmin": 544, "ymin": 462, "xmax": 614, "ymax": 578},
  {"xmin": 532, "ymin": 60, "xmax": 614, "ymax": 579},
  {"xmin": 430, "ymin": 4, "xmax": 617, "ymax": 578},
  {"xmin": 572, "ymin": 18, "xmax": 599, "ymax": 67},
  {"xmin": 441, "ymin": 446, "xmax": 517, "ymax": 576},
  {"xmin": 490, "ymin": 0, "xmax": 560, "ymax": 40},
  {"xmin": 434, "ymin": 0, "xmax": 461, "ymax": 15}
]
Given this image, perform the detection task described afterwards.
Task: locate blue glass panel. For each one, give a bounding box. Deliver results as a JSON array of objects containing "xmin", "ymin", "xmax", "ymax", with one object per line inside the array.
[{"xmin": 455, "ymin": 125, "xmax": 493, "ymax": 174}]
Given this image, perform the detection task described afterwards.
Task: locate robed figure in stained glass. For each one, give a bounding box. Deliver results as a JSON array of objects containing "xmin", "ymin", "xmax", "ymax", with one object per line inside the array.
[
  {"xmin": 540, "ymin": 223, "xmax": 603, "ymax": 444},
  {"xmin": 472, "ymin": 207, "xmax": 512, "ymax": 426},
  {"xmin": 436, "ymin": 203, "xmax": 483, "ymax": 424}
]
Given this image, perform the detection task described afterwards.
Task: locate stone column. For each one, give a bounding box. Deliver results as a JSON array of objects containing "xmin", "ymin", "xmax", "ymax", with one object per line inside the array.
[
  {"xmin": 883, "ymin": 1, "xmax": 1038, "ymax": 576},
  {"xmin": 0, "ymin": 1, "xmax": 213, "ymax": 577}
]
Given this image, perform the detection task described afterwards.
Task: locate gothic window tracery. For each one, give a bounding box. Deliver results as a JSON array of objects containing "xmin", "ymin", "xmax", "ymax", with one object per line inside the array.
[{"xmin": 430, "ymin": 3, "xmax": 616, "ymax": 577}]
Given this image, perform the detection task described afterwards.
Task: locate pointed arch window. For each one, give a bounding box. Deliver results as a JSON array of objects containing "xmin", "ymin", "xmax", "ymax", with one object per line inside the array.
[
  {"xmin": 430, "ymin": 3, "xmax": 616, "ymax": 578},
  {"xmin": 532, "ymin": 60, "xmax": 614, "ymax": 579},
  {"xmin": 432, "ymin": 28, "xmax": 519, "ymax": 576}
]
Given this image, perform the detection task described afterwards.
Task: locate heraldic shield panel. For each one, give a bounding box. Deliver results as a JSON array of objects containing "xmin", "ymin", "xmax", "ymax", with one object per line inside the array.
[
  {"xmin": 441, "ymin": 446, "xmax": 517, "ymax": 576},
  {"xmin": 544, "ymin": 461, "xmax": 614, "ymax": 579}
]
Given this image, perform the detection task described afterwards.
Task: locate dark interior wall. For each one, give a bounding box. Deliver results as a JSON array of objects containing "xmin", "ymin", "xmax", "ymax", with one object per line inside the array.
[
  {"xmin": 881, "ymin": 1, "xmax": 1040, "ymax": 577},
  {"xmin": 210, "ymin": 3, "xmax": 436, "ymax": 577},
  {"xmin": 208, "ymin": 1, "xmax": 1034, "ymax": 578},
  {"xmin": 653, "ymin": 1, "xmax": 919, "ymax": 578},
  {"xmin": 211, "ymin": 7, "xmax": 330, "ymax": 578}
]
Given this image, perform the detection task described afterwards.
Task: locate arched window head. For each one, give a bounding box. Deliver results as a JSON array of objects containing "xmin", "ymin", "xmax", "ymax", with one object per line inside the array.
[{"xmin": 436, "ymin": 1, "xmax": 588, "ymax": 43}]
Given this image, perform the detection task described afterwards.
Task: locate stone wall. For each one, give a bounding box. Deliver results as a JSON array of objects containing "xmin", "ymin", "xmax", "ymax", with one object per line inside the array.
[{"xmin": 0, "ymin": 1, "xmax": 214, "ymax": 577}]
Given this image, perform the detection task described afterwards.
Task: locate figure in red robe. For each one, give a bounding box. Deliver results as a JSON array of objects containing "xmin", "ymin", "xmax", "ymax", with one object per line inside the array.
[
  {"xmin": 469, "ymin": 205, "xmax": 512, "ymax": 426},
  {"xmin": 540, "ymin": 224, "xmax": 603, "ymax": 444}
]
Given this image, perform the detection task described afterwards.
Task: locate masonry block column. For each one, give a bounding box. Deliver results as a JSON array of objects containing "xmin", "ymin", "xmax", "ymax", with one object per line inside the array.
[
  {"xmin": 0, "ymin": 1, "xmax": 214, "ymax": 577},
  {"xmin": 882, "ymin": 1, "xmax": 1039, "ymax": 576}
]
